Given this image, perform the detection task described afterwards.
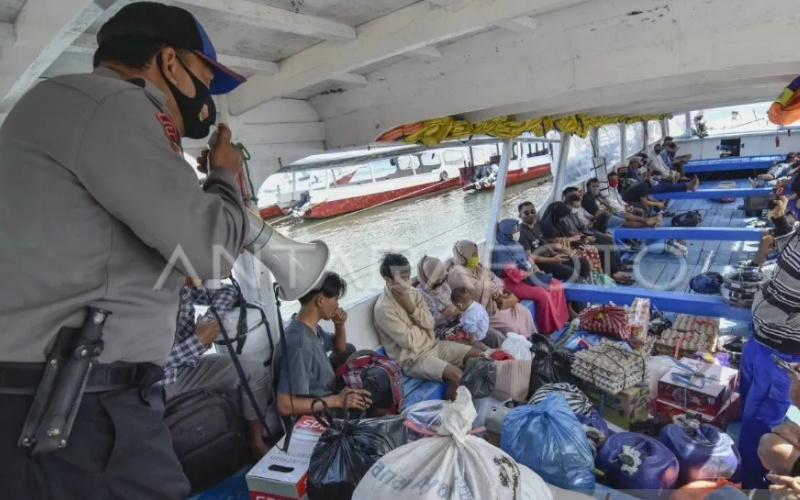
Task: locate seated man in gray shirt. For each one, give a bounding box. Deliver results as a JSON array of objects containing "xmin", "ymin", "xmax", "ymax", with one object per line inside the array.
[{"xmin": 272, "ymin": 272, "xmax": 370, "ymax": 417}]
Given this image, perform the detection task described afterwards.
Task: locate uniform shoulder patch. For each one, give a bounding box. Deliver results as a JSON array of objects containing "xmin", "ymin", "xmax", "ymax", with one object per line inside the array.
[{"xmin": 155, "ymin": 112, "xmax": 182, "ymax": 154}]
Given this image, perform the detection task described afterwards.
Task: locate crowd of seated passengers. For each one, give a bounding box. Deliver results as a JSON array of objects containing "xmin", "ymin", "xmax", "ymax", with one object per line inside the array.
[
  {"xmin": 554, "ymin": 188, "xmax": 633, "ymax": 284},
  {"xmin": 373, "ymin": 252, "xmax": 485, "ymax": 400},
  {"xmin": 750, "ymin": 153, "xmax": 800, "ymax": 188}
]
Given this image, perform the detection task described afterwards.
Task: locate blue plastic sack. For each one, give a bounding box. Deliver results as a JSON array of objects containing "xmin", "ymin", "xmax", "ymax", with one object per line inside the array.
[
  {"xmin": 659, "ymin": 423, "xmax": 741, "ymax": 484},
  {"xmin": 597, "ymin": 433, "xmax": 679, "ymax": 496},
  {"xmin": 501, "ymin": 393, "xmax": 595, "ymax": 491}
]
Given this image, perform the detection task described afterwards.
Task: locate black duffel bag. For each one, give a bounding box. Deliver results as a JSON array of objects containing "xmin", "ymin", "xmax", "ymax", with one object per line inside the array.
[{"xmin": 164, "ymin": 388, "xmax": 250, "ymax": 494}]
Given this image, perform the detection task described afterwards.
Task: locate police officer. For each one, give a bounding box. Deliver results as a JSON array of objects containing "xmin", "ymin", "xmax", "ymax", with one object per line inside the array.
[{"xmin": 0, "ymin": 2, "xmax": 249, "ymax": 498}]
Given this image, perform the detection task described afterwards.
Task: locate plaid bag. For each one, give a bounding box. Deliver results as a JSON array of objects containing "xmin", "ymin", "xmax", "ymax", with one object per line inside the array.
[{"xmin": 579, "ymin": 304, "xmax": 630, "ymax": 339}]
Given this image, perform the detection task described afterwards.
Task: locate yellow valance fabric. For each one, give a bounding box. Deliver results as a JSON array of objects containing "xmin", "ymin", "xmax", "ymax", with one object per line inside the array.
[{"xmin": 376, "ymin": 113, "xmax": 670, "ymax": 146}]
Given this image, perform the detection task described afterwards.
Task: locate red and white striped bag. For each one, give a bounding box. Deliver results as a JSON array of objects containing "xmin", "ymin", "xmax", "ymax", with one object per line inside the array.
[{"xmin": 578, "ymin": 304, "xmax": 630, "ymax": 339}]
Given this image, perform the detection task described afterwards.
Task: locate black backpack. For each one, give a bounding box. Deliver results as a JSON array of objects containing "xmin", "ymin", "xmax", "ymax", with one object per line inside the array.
[
  {"xmin": 671, "ymin": 210, "xmax": 703, "ymax": 227},
  {"xmin": 164, "ymin": 389, "xmax": 250, "ymax": 494}
]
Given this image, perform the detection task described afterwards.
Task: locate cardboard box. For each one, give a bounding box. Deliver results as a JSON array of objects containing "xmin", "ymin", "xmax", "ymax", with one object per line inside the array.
[
  {"xmin": 655, "ymin": 393, "xmax": 740, "ymax": 430},
  {"xmin": 582, "ymin": 384, "xmax": 650, "ymax": 430},
  {"xmin": 657, "ymin": 358, "xmax": 738, "ymax": 415},
  {"xmin": 246, "ymin": 416, "xmax": 326, "ymax": 500}
]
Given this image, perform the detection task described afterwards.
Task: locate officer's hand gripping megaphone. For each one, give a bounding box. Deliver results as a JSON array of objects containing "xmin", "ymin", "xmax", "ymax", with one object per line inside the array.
[{"xmin": 208, "ymin": 128, "xmax": 330, "ymax": 301}]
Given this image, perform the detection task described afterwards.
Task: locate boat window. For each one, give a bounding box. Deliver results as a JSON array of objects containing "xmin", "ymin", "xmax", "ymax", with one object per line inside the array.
[
  {"xmin": 396, "ymin": 155, "xmax": 420, "ymax": 170},
  {"xmin": 690, "ymin": 102, "xmax": 776, "ymax": 136},
  {"xmin": 420, "ymin": 152, "xmax": 441, "ymax": 167},
  {"xmin": 597, "ymin": 124, "xmax": 622, "ymax": 168},
  {"xmin": 625, "ymin": 122, "xmax": 644, "ymax": 156},
  {"xmin": 647, "ymin": 120, "xmax": 663, "ymax": 145},
  {"xmin": 563, "ymin": 134, "xmax": 595, "ymax": 186},
  {"xmin": 443, "ymin": 150, "xmax": 464, "ymax": 165},
  {"xmin": 471, "ymin": 146, "xmax": 490, "ymax": 165},
  {"xmin": 668, "ymin": 114, "xmax": 688, "ymax": 138}
]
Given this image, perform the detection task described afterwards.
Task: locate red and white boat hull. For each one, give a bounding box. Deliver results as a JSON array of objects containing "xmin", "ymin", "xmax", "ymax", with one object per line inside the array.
[
  {"xmin": 470, "ymin": 163, "xmax": 551, "ymax": 191},
  {"xmin": 302, "ymin": 175, "xmax": 460, "ymax": 219},
  {"xmin": 258, "ymin": 204, "xmax": 286, "ymax": 219}
]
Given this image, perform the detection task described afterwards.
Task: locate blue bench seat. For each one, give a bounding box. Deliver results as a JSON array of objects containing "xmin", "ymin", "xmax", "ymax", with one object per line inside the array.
[
  {"xmin": 651, "ymin": 187, "xmax": 771, "ymax": 200},
  {"xmin": 684, "ymin": 155, "xmax": 784, "ymax": 173},
  {"xmin": 563, "ymin": 283, "xmax": 753, "ymax": 321},
  {"xmin": 612, "ymin": 226, "xmax": 763, "ymax": 241}
]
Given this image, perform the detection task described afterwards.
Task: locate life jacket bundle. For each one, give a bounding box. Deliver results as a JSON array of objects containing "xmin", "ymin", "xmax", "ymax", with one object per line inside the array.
[{"xmin": 335, "ymin": 350, "xmax": 404, "ymax": 415}]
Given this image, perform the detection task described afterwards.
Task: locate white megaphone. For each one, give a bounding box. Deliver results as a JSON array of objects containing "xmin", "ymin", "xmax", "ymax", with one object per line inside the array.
[{"xmin": 243, "ymin": 209, "xmax": 330, "ymax": 301}]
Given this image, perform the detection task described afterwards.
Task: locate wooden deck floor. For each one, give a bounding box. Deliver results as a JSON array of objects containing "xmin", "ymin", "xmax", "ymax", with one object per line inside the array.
[
  {"xmin": 631, "ymin": 179, "xmax": 760, "ymax": 290},
  {"xmin": 626, "ymin": 178, "xmax": 763, "ymax": 337}
]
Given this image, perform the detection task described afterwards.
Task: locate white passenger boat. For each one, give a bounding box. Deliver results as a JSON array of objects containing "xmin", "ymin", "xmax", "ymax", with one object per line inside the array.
[{"xmin": 4, "ymin": 0, "xmax": 800, "ymax": 499}]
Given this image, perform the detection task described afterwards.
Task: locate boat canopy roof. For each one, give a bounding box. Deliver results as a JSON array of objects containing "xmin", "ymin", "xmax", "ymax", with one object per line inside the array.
[{"xmin": 1, "ymin": 0, "xmax": 797, "ymax": 187}]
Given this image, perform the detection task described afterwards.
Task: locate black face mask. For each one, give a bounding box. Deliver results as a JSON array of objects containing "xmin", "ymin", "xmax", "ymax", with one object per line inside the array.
[{"xmin": 158, "ymin": 54, "xmax": 216, "ymax": 139}]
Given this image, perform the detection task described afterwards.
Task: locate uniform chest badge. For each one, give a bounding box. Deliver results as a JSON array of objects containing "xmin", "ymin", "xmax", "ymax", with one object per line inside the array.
[{"xmin": 155, "ymin": 112, "xmax": 182, "ymax": 155}]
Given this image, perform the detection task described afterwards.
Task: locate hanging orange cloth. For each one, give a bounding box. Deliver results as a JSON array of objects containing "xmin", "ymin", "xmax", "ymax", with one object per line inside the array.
[{"xmin": 769, "ymin": 74, "xmax": 800, "ymax": 125}]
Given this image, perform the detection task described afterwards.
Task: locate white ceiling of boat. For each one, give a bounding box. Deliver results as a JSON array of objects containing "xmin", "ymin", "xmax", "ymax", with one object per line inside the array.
[{"xmin": 0, "ymin": 0, "xmax": 798, "ymax": 189}]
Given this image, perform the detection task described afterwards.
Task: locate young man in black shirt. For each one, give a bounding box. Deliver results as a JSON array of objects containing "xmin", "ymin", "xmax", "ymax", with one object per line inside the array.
[
  {"xmin": 517, "ymin": 201, "xmax": 590, "ymax": 282},
  {"xmin": 583, "ymin": 178, "xmax": 660, "ymax": 229}
]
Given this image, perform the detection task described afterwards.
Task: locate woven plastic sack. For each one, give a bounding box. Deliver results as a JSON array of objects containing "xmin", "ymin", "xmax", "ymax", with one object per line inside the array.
[
  {"xmin": 401, "ymin": 400, "xmax": 445, "ymax": 441},
  {"xmin": 353, "ymin": 388, "xmax": 553, "ymax": 500},
  {"xmin": 501, "ymin": 392, "xmax": 595, "ymax": 491},
  {"xmin": 659, "ymin": 421, "xmax": 740, "ymax": 484},
  {"xmin": 597, "ymin": 432, "xmax": 680, "ymax": 496}
]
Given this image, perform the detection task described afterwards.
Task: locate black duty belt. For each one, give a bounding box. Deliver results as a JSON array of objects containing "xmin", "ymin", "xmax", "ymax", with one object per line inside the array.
[{"xmin": 0, "ymin": 362, "xmax": 163, "ymax": 395}]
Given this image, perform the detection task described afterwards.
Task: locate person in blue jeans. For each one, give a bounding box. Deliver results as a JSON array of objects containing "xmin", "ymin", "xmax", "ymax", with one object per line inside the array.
[{"xmin": 739, "ymin": 189, "xmax": 800, "ymax": 489}]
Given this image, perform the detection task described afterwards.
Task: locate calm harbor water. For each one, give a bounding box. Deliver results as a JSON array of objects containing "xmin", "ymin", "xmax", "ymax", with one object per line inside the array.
[{"xmin": 272, "ymin": 176, "xmax": 554, "ymax": 316}]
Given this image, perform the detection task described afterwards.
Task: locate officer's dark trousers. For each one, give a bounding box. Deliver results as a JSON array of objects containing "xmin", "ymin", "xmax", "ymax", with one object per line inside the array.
[{"xmin": 0, "ymin": 387, "xmax": 190, "ymax": 500}]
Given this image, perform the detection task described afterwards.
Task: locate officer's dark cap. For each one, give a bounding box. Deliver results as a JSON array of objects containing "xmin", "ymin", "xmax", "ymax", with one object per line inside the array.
[{"xmin": 97, "ymin": 1, "xmax": 245, "ymax": 95}]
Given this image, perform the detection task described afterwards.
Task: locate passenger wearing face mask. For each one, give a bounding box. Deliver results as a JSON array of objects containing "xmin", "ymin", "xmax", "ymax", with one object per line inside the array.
[
  {"xmin": 0, "ymin": 3, "xmax": 248, "ymax": 498},
  {"xmin": 517, "ymin": 201, "xmax": 591, "ymax": 282},
  {"xmin": 583, "ymin": 177, "xmax": 661, "ymax": 229},
  {"xmin": 491, "ymin": 220, "xmax": 572, "ymax": 334},
  {"xmin": 739, "ymin": 174, "xmax": 800, "ymax": 489},
  {"xmin": 622, "ymin": 174, "xmax": 668, "ymax": 215},
  {"xmin": 415, "ymin": 256, "xmax": 467, "ymax": 340},
  {"xmin": 374, "ymin": 253, "xmax": 484, "ymax": 399},
  {"xmin": 448, "ymin": 241, "xmax": 537, "ymax": 336},
  {"xmin": 539, "ymin": 198, "xmax": 631, "ymax": 285}
]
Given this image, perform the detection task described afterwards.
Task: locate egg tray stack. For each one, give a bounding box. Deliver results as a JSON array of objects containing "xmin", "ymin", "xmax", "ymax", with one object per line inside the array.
[
  {"xmin": 654, "ymin": 315, "xmax": 720, "ymax": 358},
  {"xmin": 571, "ymin": 339, "xmax": 648, "ymax": 395}
]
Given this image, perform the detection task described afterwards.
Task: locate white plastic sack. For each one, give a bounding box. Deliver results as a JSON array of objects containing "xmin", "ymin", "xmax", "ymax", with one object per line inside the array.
[
  {"xmin": 502, "ymin": 332, "xmax": 533, "ymax": 361},
  {"xmin": 353, "ymin": 387, "xmax": 553, "ymax": 500},
  {"xmin": 645, "ymin": 355, "xmax": 678, "ymax": 398}
]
